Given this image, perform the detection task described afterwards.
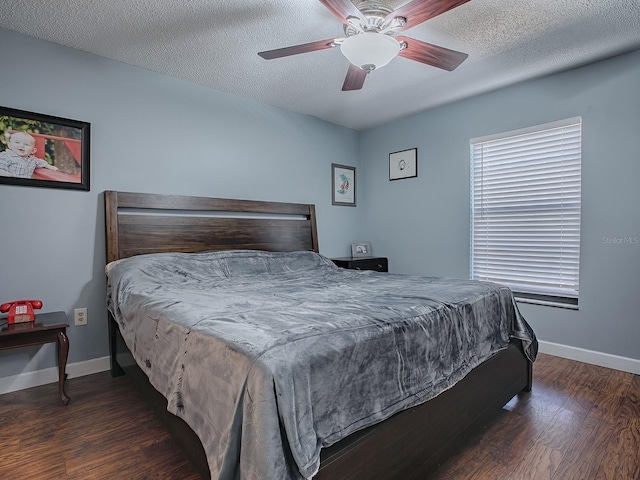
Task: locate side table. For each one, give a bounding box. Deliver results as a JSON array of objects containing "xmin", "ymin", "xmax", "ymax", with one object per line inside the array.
[
  {"xmin": 0, "ymin": 311, "xmax": 70, "ymax": 405},
  {"xmin": 331, "ymin": 257, "xmax": 389, "ymax": 272}
]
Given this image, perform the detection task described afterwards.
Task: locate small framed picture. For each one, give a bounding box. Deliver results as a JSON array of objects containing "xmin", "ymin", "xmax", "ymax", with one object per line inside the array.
[
  {"xmin": 351, "ymin": 241, "xmax": 372, "ymax": 258},
  {"xmin": 389, "ymin": 147, "xmax": 417, "ymax": 181},
  {"xmin": 332, "ymin": 163, "xmax": 356, "ymax": 206},
  {"xmin": 0, "ymin": 106, "xmax": 90, "ymax": 191}
]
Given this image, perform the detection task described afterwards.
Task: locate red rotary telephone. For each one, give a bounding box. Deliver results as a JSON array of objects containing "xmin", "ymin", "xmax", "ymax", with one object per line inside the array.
[{"xmin": 0, "ymin": 300, "xmax": 43, "ymax": 324}]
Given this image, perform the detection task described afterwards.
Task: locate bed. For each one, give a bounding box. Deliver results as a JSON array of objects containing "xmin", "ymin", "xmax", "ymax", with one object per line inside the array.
[{"xmin": 104, "ymin": 190, "xmax": 537, "ymax": 480}]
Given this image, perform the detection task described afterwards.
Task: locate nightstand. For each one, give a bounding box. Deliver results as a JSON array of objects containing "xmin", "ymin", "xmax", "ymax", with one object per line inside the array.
[
  {"xmin": 332, "ymin": 257, "xmax": 388, "ymax": 272},
  {"xmin": 0, "ymin": 311, "xmax": 70, "ymax": 405}
]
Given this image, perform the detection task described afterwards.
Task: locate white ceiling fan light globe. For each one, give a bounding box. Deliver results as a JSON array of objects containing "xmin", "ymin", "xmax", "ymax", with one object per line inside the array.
[{"xmin": 340, "ymin": 32, "xmax": 400, "ymax": 72}]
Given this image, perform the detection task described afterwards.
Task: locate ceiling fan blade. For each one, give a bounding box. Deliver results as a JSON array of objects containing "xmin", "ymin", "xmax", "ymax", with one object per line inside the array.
[
  {"xmin": 342, "ymin": 64, "xmax": 367, "ymax": 91},
  {"xmin": 396, "ymin": 36, "xmax": 468, "ymax": 71},
  {"xmin": 386, "ymin": 0, "xmax": 471, "ymax": 32},
  {"xmin": 258, "ymin": 38, "xmax": 342, "ymax": 60},
  {"xmin": 318, "ymin": 0, "xmax": 366, "ymax": 25}
]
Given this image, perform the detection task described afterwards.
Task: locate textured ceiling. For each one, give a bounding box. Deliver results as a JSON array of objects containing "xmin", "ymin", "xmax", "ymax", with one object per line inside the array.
[{"xmin": 1, "ymin": 0, "xmax": 639, "ymax": 130}]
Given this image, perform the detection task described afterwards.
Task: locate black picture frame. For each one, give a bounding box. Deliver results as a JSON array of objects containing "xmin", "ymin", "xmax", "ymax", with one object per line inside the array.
[
  {"xmin": 332, "ymin": 163, "xmax": 356, "ymax": 207},
  {"xmin": 0, "ymin": 106, "xmax": 90, "ymax": 191},
  {"xmin": 389, "ymin": 147, "xmax": 418, "ymax": 181}
]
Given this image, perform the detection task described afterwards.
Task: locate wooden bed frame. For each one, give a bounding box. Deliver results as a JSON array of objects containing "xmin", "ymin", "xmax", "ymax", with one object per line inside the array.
[{"xmin": 104, "ymin": 190, "xmax": 533, "ymax": 479}]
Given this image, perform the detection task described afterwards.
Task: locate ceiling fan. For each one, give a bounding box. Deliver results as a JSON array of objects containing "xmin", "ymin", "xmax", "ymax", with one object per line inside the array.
[{"xmin": 258, "ymin": 0, "xmax": 471, "ymax": 91}]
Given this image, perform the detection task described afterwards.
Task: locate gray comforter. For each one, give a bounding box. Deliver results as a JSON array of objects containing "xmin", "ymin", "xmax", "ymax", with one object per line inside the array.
[{"xmin": 106, "ymin": 250, "xmax": 537, "ymax": 480}]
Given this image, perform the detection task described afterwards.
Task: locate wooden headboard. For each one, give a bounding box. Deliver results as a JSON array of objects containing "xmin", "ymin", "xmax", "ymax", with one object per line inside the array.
[{"xmin": 104, "ymin": 191, "xmax": 319, "ymax": 263}]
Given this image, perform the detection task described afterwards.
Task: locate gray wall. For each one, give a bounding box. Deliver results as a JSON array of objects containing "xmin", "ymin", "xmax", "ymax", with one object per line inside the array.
[
  {"xmin": 0, "ymin": 28, "xmax": 361, "ymax": 377},
  {"xmin": 360, "ymin": 49, "xmax": 640, "ymax": 361}
]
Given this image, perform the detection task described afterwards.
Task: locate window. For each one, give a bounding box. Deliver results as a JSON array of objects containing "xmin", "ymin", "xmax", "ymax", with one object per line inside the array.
[{"xmin": 470, "ymin": 118, "xmax": 582, "ymax": 308}]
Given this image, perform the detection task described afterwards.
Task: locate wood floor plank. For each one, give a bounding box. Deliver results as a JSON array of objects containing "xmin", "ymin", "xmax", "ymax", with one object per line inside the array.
[
  {"xmin": 0, "ymin": 372, "xmax": 201, "ymax": 480},
  {"xmin": 589, "ymin": 368, "xmax": 632, "ymax": 424},
  {"xmin": 551, "ymin": 406, "xmax": 617, "ymax": 480},
  {"xmin": 594, "ymin": 415, "xmax": 640, "ymax": 480},
  {"xmin": 431, "ymin": 354, "xmax": 638, "ymax": 480},
  {"xmin": 508, "ymin": 442, "xmax": 564, "ymax": 480},
  {"xmin": 594, "ymin": 376, "xmax": 640, "ymax": 480},
  {"xmin": 538, "ymin": 403, "xmax": 591, "ymax": 452}
]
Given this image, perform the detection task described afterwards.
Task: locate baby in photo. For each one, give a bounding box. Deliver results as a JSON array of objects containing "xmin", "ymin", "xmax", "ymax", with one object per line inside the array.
[{"xmin": 0, "ymin": 131, "xmax": 59, "ymax": 178}]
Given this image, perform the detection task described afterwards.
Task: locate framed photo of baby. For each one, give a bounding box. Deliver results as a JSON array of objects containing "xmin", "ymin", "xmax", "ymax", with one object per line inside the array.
[{"xmin": 0, "ymin": 106, "xmax": 90, "ymax": 191}]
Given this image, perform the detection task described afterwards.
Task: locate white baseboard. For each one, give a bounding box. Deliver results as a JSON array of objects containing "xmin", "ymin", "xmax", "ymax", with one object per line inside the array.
[
  {"xmin": 0, "ymin": 356, "xmax": 110, "ymax": 396},
  {"xmin": 538, "ymin": 340, "xmax": 640, "ymax": 375}
]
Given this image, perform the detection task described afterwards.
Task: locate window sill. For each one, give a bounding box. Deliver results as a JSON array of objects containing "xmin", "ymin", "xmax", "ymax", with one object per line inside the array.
[{"xmin": 514, "ymin": 296, "xmax": 579, "ymax": 310}]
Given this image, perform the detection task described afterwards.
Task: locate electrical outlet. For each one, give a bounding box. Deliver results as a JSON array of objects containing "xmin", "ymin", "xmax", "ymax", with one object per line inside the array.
[{"xmin": 74, "ymin": 307, "xmax": 88, "ymax": 326}]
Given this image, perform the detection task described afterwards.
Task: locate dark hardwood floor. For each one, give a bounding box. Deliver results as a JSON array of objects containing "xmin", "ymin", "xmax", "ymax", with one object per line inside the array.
[
  {"xmin": 0, "ymin": 369, "xmax": 200, "ymax": 479},
  {"xmin": 431, "ymin": 353, "xmax": 640, "ymax": 480},
  {"xmin": 0, "ymin": 353, "xmax": 638, "ymax": 479}
]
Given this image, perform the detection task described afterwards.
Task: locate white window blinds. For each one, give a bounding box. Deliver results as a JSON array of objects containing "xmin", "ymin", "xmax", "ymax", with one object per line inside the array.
[{"xmin": 470, "ymin": 118, "xmax": 582, "ymax": 305}]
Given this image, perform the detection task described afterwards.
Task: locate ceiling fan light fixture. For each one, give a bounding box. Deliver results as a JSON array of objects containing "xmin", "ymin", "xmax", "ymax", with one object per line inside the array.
[{"xmin": 340, "ymin": 32, "xmax": 400, "ymax": 72}]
